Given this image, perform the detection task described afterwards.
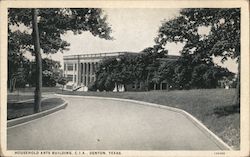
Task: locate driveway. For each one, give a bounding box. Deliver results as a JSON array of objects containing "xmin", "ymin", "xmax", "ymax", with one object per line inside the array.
[{"xmin": 7, "ymin": 96, "xmax": 228, "ymax": 150}]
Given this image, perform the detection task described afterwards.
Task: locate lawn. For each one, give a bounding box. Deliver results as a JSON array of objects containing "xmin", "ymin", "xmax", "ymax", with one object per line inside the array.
[
  {"xmin": 7, "ymin": 87, "xmax": 64, "ymax": 120},
  {"xmin": 7, "ymin": 95, "xmax": 35, "ymax": 103},
  {"xmin": 7, "ymin": 98, "xmax": 65, "ymax": 120},
  {"xmin": 60, "ymin": 88, "xmax": 240, "ymax": 150},
  {"xmin": 10, "ymin": 86, "xmax": 62, "ymax": 93}
]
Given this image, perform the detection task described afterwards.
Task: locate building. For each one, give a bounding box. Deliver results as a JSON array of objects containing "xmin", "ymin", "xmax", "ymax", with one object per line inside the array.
[
  {"xmin": 63, "ymin": 52, "xmax": 179, "ymax": 91},
  {"xmin": 63, "ymin": 52, "xmax": 135, "ymax": 91}
]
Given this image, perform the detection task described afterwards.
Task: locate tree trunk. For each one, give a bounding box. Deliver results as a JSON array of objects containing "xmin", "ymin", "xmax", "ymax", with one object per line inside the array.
[
  {"xmin": 12, "ymin": 78, "xmax": 16, "ymax": 92},
  {"xmin": 146, "ymin": 72, "xmax": 150, "ymax": 91},
  {"xmin": 9, "ymin": 77, "xmax": 13, "ymax": 92},
  {"xmin": 234, "ymin": 58, "xmax": 240, "ymax": 107},
  {"xmin": 32, "ymin": 9, "xmax": 42, "ymax": 113}
]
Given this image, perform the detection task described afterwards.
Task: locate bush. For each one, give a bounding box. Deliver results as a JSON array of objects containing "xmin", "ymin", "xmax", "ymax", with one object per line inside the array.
[{"xmin": 88, "ymin": 82, "xmax": 98, "ymax": 91}]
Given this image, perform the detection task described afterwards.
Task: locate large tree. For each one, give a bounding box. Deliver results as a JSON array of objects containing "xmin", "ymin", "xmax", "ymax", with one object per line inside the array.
[
  {"xmin": 8, "ymin": 8, "xmax": 112, "ymax": 112},
  {"xmin": 29, "ymin": 58, "xmax": 61, "ymax": 87},
  {"xmin": 8, "ymin": 29, "xmax": 32, "ymax": 91},
  {"xmin": 155, "ymin": 8, "xmax": 240, "ymax": 105},
  {"xmin": 94, "ymin": 47, "xmax": 168, "ymax": 91}
]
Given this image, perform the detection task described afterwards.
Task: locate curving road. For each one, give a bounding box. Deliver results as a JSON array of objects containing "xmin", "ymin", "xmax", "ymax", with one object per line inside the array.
[{"xmin": 8, "ymin": 96, "xmax": 228, "ymax": 150}]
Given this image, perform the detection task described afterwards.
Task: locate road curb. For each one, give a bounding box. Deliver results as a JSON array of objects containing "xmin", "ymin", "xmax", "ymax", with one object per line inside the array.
[
  {"xmin": 7, "ymin": 98, "xmax": 68, "ymax": 128},
  {"xmin": 55, "ymin": 93, "xmax": 232, "ymax": 150}
]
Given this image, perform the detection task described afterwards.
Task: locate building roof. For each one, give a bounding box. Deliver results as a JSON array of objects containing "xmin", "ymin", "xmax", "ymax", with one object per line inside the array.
[
  {"xmin": 63, "ymin": 52, "xmax": 137, "ymax": 60},
  {"xmin": 63, "ymin": 51, "xmax": 179, "ymax": 61}
]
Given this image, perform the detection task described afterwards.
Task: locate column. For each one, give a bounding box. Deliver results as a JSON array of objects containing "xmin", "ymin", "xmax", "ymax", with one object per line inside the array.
[
  {"xmin": 86, "ymin": 62, "xmax": 89, "ymax": 86},
  {"xmin": 83, "ymin": 63, "xmax": 86, "ymax": 86},
  {"xmin": 90, "ymin": 62, "xmax": 93, "ymax": 84},
  {"xmin": 65, "ymin": 63, "xmax": 68, "ymax": 76},
  {"xmin": 84, "ymin": 63, "xmax": 87, "ymax": 86},
  {"xmin": 75, "ymin": 63, "xmax": 79, "ymax": 85},
  {"xmin": 77, "ymin": 63, "xmax": 81, "ymax": 85},
  {"xmin": 77, "ymin": 55, "xmax": 81, "ymax": 85},
  {"xmin": 73, "ymin": 63, "xmax": 75, "ymax": 83},
  {"xmin": 94, "ymin": 62, "xmax": 98, "ymax": 81}
]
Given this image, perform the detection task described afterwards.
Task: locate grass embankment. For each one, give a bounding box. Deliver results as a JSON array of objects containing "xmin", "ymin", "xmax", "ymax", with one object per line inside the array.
[
  {"xmin": 10, "ymin": 87, "xmax": 62, "ymax": 93},
  {"xmin": 7, "ymin": 97, "xmax": 65, "ymax": 120},
  {"xmin": 60, "ymin": 89, "xmax": 240, "ymax": 150}
]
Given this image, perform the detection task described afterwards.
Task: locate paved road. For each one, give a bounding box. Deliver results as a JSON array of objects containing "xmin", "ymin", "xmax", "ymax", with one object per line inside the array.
[{"xmin": 8, "ymin": 96, "xmax": 225, "ymax": 150}]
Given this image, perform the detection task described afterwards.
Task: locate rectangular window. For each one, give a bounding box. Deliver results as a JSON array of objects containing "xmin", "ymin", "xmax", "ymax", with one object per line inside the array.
[
  {"xmin": 67, "ymin": 64, "xmax": 73, "ymax": 71},
  {"xmin": 132, "ymin": 83, "xmax": 135, "ymax": 89},
  {"xmin": 138, "ymin": 83, "xmax": 141, "ymax": 89},
  {"xmin": 67, "ymin": 74, "xmax": 73, "ymax": 81},
  {"xmin": 75, "ymin": 64, "xmax": 77, "ymax": 71}
]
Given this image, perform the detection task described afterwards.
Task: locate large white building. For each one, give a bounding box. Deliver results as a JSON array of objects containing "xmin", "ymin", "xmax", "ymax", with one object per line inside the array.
[{"xmin": 63, "ymin": 52, "xmax": 134, "ymax": 91}]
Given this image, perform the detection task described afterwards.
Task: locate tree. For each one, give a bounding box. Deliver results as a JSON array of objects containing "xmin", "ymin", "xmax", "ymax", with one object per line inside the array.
[
  {"xmin": 29, "ymin": 58, "xmax": 61, "ymax": 87},
  {"xmin": 57, "ymin": 76, "xmax": 68, "ymax": 93},
  {"xmin": 156, "ymin": 8, "xmax": 240, "ymax": 105},
  {"xmin": 8, "ymin": 29, "xmax": 32, "ymax": 92},
  {"xmin": 8, "ymin": 8, "xmax": 112, "ymax": 112},
  {"xmin": 141, "ymin": 46, "xmax": 168, "ymax": 90},
  {"xmin": 157, "ymin": 59, "xmax": 176, "ymax": 89},
  {"xmin": 32, "ymin": 9, "xmax": 42, "ymax": 112},
  {"xmin": 95, "ymin": 57, "xmax": 122, "ymax": 91},
  {"xmin": 8, "ymin": 52, "xmax": 31, "ymax": 91},
  {"xmin": 94, "ymin": 47, "xmax": 168, "ymax": 91}
]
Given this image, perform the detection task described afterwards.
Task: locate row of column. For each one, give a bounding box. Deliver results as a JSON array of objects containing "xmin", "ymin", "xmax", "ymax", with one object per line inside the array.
[{"xmin": 78, "ymin": 62, "xmax": 98, "ymax": 86}]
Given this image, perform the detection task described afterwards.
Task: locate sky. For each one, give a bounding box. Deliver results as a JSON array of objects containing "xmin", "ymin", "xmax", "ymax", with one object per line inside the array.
[{"xmin": 26, "ymin": 8, "xmax": 238, "ymax": 73}]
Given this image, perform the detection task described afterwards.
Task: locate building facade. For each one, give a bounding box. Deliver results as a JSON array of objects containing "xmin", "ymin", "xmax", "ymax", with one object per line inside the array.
[
  {"xmin": 63, "ymin": 52, "xmax": 133, "ymax": 90},
  {"xmin": 63, "ymin": 52, "xmax": 179, "ymax": 91}
]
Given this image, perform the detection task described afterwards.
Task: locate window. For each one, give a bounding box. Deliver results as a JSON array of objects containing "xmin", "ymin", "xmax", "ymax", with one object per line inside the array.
[
  {"xmin": 138, "ymin": 83, "xmax": 141, "ymax": 89},
  {"xmin": 67, "ymin": 64, "xmax": 73, "ymax": 71},
  {"xmin": 67, "ymin": 75, "xmax": 73, "ymax": 81},
  {"xmin": 132, "ymin": 83, "xmax": 135, "ymax": 89}
]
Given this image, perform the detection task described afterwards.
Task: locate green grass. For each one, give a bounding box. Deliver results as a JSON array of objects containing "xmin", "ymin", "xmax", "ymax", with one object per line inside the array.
[
  {"xmin": 8, "ymin": 95, "xmax": 35, "ymax": 102},
  {"xmin": 60, "ymin": 89, "xmax": 240, "ymax": 150},
  {"xmin": 7, "ymin": 98, "xmax": 65, "ymax": 120},
  {"xmin": 11, "ymin": 87, "xmax": 62, "ymax": 93}
]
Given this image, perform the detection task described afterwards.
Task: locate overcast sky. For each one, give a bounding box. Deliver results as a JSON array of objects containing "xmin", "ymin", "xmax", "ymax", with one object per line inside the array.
[
  {"xmin": 56, "ymin": 8, "xmax": 183, "ymax": 56},
  {"xmin": 28, "ymin": 8, "xmax": 237, "ymax": 73}
]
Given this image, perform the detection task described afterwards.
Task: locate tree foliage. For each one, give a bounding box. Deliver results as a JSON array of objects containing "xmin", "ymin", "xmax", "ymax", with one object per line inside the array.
[
  {"xmin": 156, "ymin": 8, "xmax": 240, "ymax": 62},
  {"xmin": 94, "ymin": 48, "xmax": 169, "ymax": 91},
  {"xmin": 8, "ymin": 8, "xmax": 112, "ymax": 112},
  {"xmin": 57, "ymin": 76, "xmax": 69, "ymax": 92},
  {"xmin": 155, "ymin": 8, "xmax": 240, "ymax": 105},
  {"xmin": 29, "ymin": 58, "xmax": 61, "ymax": 87},
  {"xmin": 8, "ymin": 8, "xmax": 112, "ymax": 54}
]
